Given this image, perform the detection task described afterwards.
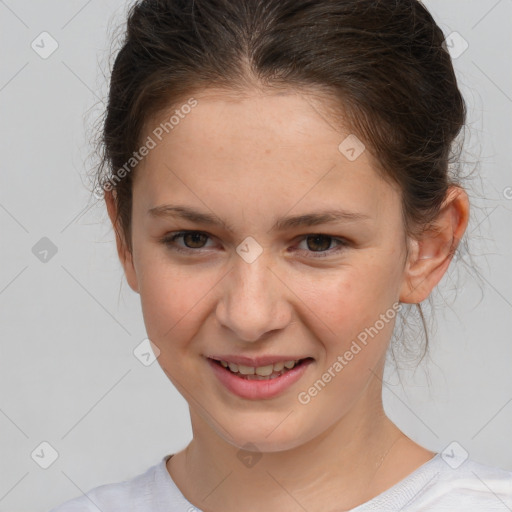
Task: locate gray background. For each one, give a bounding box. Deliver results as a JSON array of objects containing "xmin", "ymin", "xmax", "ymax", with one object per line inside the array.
[{"xmin": 0, "ymin": 1, "xmax": 511, "ymax": 511}]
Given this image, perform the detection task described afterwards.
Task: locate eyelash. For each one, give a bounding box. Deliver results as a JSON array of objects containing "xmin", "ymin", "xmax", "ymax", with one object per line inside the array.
[{"xmin": 160, "ymin": 231, "xmax": 349, "ymax": 258}]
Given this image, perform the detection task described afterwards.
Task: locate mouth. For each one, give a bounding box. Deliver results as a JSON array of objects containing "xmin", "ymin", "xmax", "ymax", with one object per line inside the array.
[
  {"xmin": 207, "ymin": 355, "xmax": 314, "ymax": 399},
  {"xmin": 208, "ymin": 357, "xmax": 314, "ymax": 381}
]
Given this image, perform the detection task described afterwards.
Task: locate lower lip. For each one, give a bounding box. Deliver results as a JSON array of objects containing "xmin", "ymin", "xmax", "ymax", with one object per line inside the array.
[{"xmin": 207, "ymin": 357, "xmax": 313, "ymax": 400}]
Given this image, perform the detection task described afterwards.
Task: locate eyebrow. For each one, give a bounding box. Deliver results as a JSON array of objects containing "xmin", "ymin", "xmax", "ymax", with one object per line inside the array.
[{"xmin": 148, "ymin": 204, "xmax": 370, "ymax": 233}]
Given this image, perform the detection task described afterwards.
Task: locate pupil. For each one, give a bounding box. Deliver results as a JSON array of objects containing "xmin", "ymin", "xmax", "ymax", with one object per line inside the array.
[
  {"xmin": 307, "ymin": 235, "xmax": 331, "ymax": 252},
  {"xmin": 185, "ymin": 233, "xmax": 206, "ymax": 248}
]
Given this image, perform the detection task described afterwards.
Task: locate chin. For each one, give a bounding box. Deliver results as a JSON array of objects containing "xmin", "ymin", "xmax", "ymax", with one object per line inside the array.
[{"xmin": 214, "ymin": 413, "xmax": 317, "ymax": 454}]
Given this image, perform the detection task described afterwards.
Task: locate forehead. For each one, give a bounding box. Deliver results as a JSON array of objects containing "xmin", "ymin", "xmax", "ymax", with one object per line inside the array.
[{"xmin": 134, "ymin": 88, "xmax": 400, "ymax": 222}]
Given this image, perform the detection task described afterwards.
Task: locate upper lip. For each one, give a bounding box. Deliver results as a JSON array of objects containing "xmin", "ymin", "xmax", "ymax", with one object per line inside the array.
[{"xmin": 206, "ymin": 355, "xmax": 312, "ymax": 367}]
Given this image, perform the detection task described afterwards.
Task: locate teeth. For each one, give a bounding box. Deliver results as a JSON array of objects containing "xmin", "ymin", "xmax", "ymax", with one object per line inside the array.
[
  {"xmin": 238, "ymin": 364, "xmax": 255, "ymax": 375},
  {"xmin": 255, "ymin": 364, "xmax": 274, "ymax": 376},
  {"xmin": 219, "ymin": 359, "xmax": 301, "ymax": 376}
]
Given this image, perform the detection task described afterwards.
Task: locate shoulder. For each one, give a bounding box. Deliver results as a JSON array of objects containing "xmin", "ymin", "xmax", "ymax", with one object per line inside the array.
[
  {"xmin": 404, "ymin": 454, "xmax": 512, "ymax": 511},
  {"xmin": 355, "ymin": 453, "xmax": 512, "ymax": 512},
  {"xmin": 48, "ymin": 456, "xmax": 171, "ymax": 512}
]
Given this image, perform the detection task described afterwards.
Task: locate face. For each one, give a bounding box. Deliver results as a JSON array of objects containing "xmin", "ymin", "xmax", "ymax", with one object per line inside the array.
[{"xmin": 120, "ymin": 88, "xmax": 411, "ymax": 452}]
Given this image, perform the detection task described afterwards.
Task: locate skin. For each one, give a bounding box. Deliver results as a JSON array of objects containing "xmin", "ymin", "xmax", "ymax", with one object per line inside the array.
[{"xmin": 106, "ymin": 86, "xmax": 469, "ymax": 512}]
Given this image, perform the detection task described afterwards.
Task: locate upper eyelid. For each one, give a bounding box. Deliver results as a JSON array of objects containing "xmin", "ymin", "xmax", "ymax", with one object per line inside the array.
[
  {"xmin": 164, "ymin": 230, "xmax": 348, "ymax": 249},
  {"xmin": 165, "ymin": 230, "xmax": 345, "ymax": 241}
]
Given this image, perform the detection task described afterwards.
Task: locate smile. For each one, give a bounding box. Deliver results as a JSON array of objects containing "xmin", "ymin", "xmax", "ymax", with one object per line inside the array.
[
  {"xmin": 218, "ymin": 359, "xmax": 302, "ymax": 379},
  {"xmin": 207, "ymin": 357, "xmax": 314, "ymax": 399}
]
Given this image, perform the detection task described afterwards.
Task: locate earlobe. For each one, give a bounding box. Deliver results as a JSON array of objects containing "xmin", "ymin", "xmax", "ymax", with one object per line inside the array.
[
  {"xmin": 104, "ymin": 190, "xmax": 140, "ymax": 294},
  {"xmin": 399, "ymin": 186, "xmax": 469, "ymax": 304}
]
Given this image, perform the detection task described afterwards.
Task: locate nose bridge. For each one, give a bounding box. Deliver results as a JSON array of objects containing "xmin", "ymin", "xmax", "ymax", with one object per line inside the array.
[{"xmin": 216, "ymin": 248, "xmax": 290, "ymax": 342}]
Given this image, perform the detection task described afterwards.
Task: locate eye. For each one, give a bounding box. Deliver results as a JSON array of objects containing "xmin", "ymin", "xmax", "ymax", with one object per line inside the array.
[
  {"xmin": 160, "ymin": 231, "xmax": 215, "ymax": 253},
  {"xmin": 160, "ymin": 231, "xmax": 349, "ymax": 258},
  {"xmin": 294, "ymin": 234, "xmax": 349, "ymax": 258}
]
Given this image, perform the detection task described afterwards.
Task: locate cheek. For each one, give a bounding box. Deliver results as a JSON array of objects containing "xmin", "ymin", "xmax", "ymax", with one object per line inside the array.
[
  {"xmin": 135, "ymin": 253, "xmax": 210, "ymax": 348},
  {"xmin": 296, "ymin": 273, "xmax": 397, "ymax": 416},
  {"xmin": 302, "ymin": 264, "xmax": 396, "ymax": 326},
  {"xmin": 298, "ymin": 264, "xmax": 399, "ymax": 363}
]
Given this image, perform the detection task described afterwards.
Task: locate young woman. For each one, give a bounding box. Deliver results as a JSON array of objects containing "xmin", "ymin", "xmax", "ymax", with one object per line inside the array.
[{"xmin": 50, "ymin": 0, "xmax": 512, "ymax": 510}]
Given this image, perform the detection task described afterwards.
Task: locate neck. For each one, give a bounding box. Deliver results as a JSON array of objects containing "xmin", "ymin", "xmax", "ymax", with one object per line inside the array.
[{"xmin": 167, "ymin": 378, "xmax": 416, "ymax": 512}]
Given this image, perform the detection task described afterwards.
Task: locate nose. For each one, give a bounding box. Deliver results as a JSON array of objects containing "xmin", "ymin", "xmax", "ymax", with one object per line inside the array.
[{"xmin": 215, "ymin": 252, "xmax": 292, "ymax": 343}]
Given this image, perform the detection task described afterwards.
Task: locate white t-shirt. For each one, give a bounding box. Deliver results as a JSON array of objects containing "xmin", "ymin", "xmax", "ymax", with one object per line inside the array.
[{"xmin": 49, "ymin": 452, "xmax": 512, "ymax": 511}]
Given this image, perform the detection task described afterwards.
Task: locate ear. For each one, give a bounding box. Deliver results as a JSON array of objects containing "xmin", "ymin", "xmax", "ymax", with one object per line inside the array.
[
  {"xmin": 105, "ymin": 190, "xmax": 140, "ymax": 294},
  {"xmin": 399, "ymin": 186, "xmax": 469, "ymax": 304}
]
